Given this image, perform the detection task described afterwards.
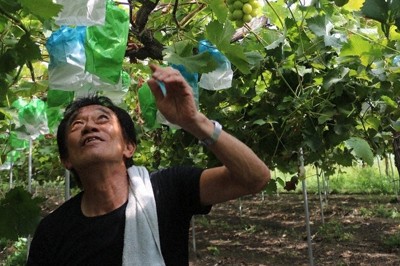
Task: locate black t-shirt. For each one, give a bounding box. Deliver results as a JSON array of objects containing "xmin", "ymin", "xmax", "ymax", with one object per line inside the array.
[{"xmin": 27, "ymin": 166, "xmax": 211, "ymax": 266}]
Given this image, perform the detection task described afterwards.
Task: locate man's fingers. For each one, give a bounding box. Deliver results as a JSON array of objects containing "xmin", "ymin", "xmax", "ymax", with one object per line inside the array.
[
  {"xmin": 149, "ymin": 63, "xmax": 158, "ymax": 73},
  {"xmin": 147, "ymin": 79, "xmax": 164, "ymax": 101},
  {"xmin": 148, "ymin": 63, "xmax": 188, "ymax": 97}
]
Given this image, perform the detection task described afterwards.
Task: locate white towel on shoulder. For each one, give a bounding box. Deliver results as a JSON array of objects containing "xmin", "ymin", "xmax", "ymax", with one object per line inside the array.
[{"xmin": 122, "ymin": 165, "xmax": 165, "ymax": 266}]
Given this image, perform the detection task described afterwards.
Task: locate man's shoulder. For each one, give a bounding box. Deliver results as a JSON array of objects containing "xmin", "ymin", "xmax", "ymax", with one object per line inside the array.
[{"xmin": 39, "ymin": 192, "xmax": 82, "ymax": 227}]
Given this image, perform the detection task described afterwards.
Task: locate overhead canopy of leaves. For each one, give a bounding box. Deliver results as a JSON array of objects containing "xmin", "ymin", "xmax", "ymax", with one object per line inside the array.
[{"xmin": 0, "ymin": 0, "xmax": 400, "ymax": 194}]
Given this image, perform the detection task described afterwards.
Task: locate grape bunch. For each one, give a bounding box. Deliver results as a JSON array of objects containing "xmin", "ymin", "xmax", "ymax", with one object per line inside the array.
[{"xmin": 227, "ymin": 0, "xmax": 262, "ymax": 28}]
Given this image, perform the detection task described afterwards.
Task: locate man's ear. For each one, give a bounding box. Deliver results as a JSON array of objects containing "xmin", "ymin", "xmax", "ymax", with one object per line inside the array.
[{"xmin": 123, "ymin": 142, "xmax": 136, "ymax": 159}]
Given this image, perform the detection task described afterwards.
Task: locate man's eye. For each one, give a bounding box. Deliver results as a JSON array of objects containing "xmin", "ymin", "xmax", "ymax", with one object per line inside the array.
[
  {"xmin": 98, "ymin": 115, "xmax": 109, "ymax": 121},
  {"xmin": 71, "ymin": 120, "xmax": 83, "ymax": 129}
]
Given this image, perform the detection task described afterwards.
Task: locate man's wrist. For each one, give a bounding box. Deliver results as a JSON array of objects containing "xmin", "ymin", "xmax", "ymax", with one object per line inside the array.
[{"xmin": 199, "ymin": 120, "xmax": 222, "ymax": 146}]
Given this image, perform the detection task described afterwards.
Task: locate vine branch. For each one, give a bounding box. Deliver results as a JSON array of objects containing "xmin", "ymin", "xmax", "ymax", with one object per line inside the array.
[
  {"xmin": 172, "ymin": 0, "xmax": 180, "ymax": 29},
  {"xmin": 0, "ymin": 6, "xmax": 29, "ymax": 34},
  {"xmin": 126, "ymin": 0, "xmax": 164, "ymax": 61}
]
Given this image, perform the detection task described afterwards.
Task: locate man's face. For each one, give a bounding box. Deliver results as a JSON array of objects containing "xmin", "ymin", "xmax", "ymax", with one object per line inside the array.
[{"xmin": 62, "ymin": 105, "xmax": 134, "ymax": 171}]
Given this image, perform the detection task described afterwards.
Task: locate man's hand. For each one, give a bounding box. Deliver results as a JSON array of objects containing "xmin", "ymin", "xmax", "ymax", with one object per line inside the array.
[
  {"xmin": 147, "ymin": 64, "xmax": 198, "ymax": 127},
  {"xmin": 147, "ymin": 65, "xmax": 270, "ymax": 205}
]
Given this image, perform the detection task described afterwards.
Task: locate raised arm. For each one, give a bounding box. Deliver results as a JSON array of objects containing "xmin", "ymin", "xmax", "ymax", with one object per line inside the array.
[{"xmin": 147, "ymin": 64, "xmax": 271, "ymax": 205}]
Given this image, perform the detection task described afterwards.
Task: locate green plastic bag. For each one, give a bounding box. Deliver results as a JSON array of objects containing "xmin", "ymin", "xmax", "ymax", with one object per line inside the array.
[
  {"xmin": 6, "ymin": 150, "xmax": 22, "ymax": 163},
  {"xmin": 17, "ymin": 98, "xmax": 49, "ymax": 139},
  {"xmin": 11, "ymin": 98, "xmax": 28, "ymax": 109},
  {"xmin": 9, "ymin": 132, "xmax": 28, "ymax": 150},
  {"xmin": 46, "ymin": 107, "xmax": 63, "ymax": 134},
  {"xmin": 85, "ymin": 0, "xmax": 129, "ymax": 84},
  {"xmin": 138, "ymin": 83, "xmax": 159, "ymax": 129},
  {"xmin": 47, "ymin": 89, "xmax": 74, "ymax": 107},
  {"xmin": 46, "ymin": 89, "xmax": 73, "ymax": 132}
]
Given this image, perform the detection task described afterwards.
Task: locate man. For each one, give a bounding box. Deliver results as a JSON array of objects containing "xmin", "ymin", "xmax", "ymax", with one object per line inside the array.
[{"xmin": 27, "ymin": 64, "xmax": 270, "ymax": 265}]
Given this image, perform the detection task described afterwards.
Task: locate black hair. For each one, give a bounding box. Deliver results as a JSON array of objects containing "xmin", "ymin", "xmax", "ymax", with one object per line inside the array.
[{"xmin": 57, "ymin": 95, "xmax": 137, "ymax": 186}]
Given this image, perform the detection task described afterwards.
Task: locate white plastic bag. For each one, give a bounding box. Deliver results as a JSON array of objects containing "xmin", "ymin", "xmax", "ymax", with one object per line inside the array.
[
  {"xmin": 46, "ymin": 26, "xmax": 89, "ymax": 91},
  {"xmin": 54, "ymin": 0, "xmax": 107, "ymax": 26},
  {"xmin": 198, "ymin": 40, "xmax": 233, "ymax": 90}
]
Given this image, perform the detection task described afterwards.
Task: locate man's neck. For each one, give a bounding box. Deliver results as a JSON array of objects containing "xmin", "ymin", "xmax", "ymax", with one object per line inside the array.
[{"xmin": 78, "ymin": 164, "xmax": 129, "ymax": 217}]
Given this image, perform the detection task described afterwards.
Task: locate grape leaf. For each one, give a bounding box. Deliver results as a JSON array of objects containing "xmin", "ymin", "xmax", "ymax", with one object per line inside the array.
[
  {"xmin": 392, "ymin": 1, "xmax": 400, "ymax": 29},
  {"xmin": 223, "ymin": 44, "xmax": 251, "ymax": 74},
  {"xmin": 0, "ymin": 187, "xmax": 43, "ymax": 240},
  {"xmin": 245, "ymin": 51, "xmax": 263, "ymax": 67},
  {"xmin": 16, "ymin": 34, "xmax": 42, "ymax": 62},
  {"xmin": 164, "ymin": 49, "xmax": 218, "ymax": 74},
  {"xmin": 391, "ymin": 119, "xmax": 400, "ymax": 132},
  {"xmin": 206, "ymin": 0, "xmax": 228, "ymax": 23},
  {"xmin": 340, "ymin": 34, "xmax": 381, "ymax": 66},
  {"xmin": 361, "ymin": 0, "xmax": 388, "ymax": 24},
  {"xmin": 276, "ymin": 177, "xmax": 285, "ymax": 188},
  {"xmin": 0, "ymin": 51, "xmax": 20, "ymax": 73},
  {"xmin": 307, "ymin": 15, "xmax": 326, "ymax": 37},
  {"xmin": 20, "ymin": 0, "xmax": 62, "ymax": 20},
  {"xmin": 165, "ymin": 40, "xmax": 194, "ymax": 58},
  {"xmin": 380, "ymin": 95, "xmax": 397, "ymax": 109},
  {"xmin": 322, "ymin": 67, "xmax": 349, "ymax": 89},
  {"xmin": 332, "ymin": 151, "xmax": 354, "ymax": 167},
  {"xmin": 0, "ymin": 0, "xmax": 22, "ymax": 13},
  {"xmin": 264, "ymin": 179, "xmax": 277, "ymax": 195},
  {"xmin": 205, "ymin": 20, "xmax": 235, "ymax": 49},
  {"xmin": 345, "ymin": 137, "xmax": 374, "ymax": 166}
]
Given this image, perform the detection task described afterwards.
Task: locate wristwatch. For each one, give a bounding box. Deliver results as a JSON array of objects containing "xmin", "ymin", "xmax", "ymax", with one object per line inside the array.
[{"xmin": 199, "ymin": 120, "xmax": 222, "ymax": 146}]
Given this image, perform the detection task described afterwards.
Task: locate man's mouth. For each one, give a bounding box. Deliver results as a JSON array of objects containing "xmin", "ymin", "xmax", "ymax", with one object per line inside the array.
[{"xmin": 82, "ymin": 136, "xmax": 102, "ymax": 146}]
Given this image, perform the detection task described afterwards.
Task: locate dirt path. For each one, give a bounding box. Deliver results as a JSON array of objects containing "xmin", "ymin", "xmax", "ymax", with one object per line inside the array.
[{"xmin": 189, "ymin": 194, "xmax": 400, "ymax": 266}]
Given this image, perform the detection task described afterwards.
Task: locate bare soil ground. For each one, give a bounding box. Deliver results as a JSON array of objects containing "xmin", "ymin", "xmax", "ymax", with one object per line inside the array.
[{"xmin": 188, "ymin": 193, "xmax": 400, "ymax": 266}]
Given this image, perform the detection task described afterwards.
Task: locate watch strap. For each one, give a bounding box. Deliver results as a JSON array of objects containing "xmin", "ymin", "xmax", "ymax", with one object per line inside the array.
[{"xmin": 200, "ymin": 120, "xmax": 222, "ymax": 146}]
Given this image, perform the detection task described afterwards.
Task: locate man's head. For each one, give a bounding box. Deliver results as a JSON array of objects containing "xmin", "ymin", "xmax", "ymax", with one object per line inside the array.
[{"xmin": 57, "ymin": 96, "xmax": 137, "ymax": 180}]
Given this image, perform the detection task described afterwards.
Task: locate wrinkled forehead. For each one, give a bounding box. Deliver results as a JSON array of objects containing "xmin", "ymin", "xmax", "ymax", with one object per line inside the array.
[{"xmin": 68, "ymin": 105, "xmax": 115, "ymax": 122}]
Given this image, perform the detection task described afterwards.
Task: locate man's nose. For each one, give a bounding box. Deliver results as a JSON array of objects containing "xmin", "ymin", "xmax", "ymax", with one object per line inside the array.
[{"xmin": 81, "ymin": 119, "xmax": 99, "ymax": 134}]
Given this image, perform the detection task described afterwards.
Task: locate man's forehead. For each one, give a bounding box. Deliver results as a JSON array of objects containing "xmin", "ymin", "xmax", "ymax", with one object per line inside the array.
[
  {"xmin": 77, "ymin": 105, "xmax": 113, "ymax": 114},
  {"xmin": 69, "ymin": 105, "xmax": 115, "ymax": 120}
]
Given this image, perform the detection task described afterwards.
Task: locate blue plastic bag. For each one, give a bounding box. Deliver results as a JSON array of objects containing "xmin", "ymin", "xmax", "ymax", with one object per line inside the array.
[
  {"xmin": 198, "ymin": 40, "xmax": 233, "ymax": 90},
  {"xmin": 46, "ymin": 26, "xmax": 89, "ymax": 91}
]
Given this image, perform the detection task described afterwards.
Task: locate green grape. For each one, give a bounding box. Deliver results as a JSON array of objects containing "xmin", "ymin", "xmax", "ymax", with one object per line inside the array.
[
  {"xmin": 216, "ymin": 1, "xmax": 226, "ymax": 10},
  {"xmin": 248, "ymin": 0, "xmax": 261, "ymax": 18},
  {"xmin": 243, "ymin": 14, "xmax": 252, "ymax": 23},
  {"xmin": 249, "ymin": 0, "xmax": 260, "ymax": 8},
  {"xmin": 233, "ymin": 0, "xmax": 243, "ymax": 9},
  {"xmin": 227, "ymin": 0, "xmax": 260, "ymax": 27},
  {"xmin": 250, "ymin": 9, "xmax": 258, "ymax": 17},
  {"xmin": 242, "ymin": 3, "xmax": 252, "ymax": 14},
  {"xmin": 232, "ymin": 9, "xmax": 244, "ymax": 20},
  {"xmin": 236, "ymin": 20, "xmax": 245, "ymax": 27}
]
